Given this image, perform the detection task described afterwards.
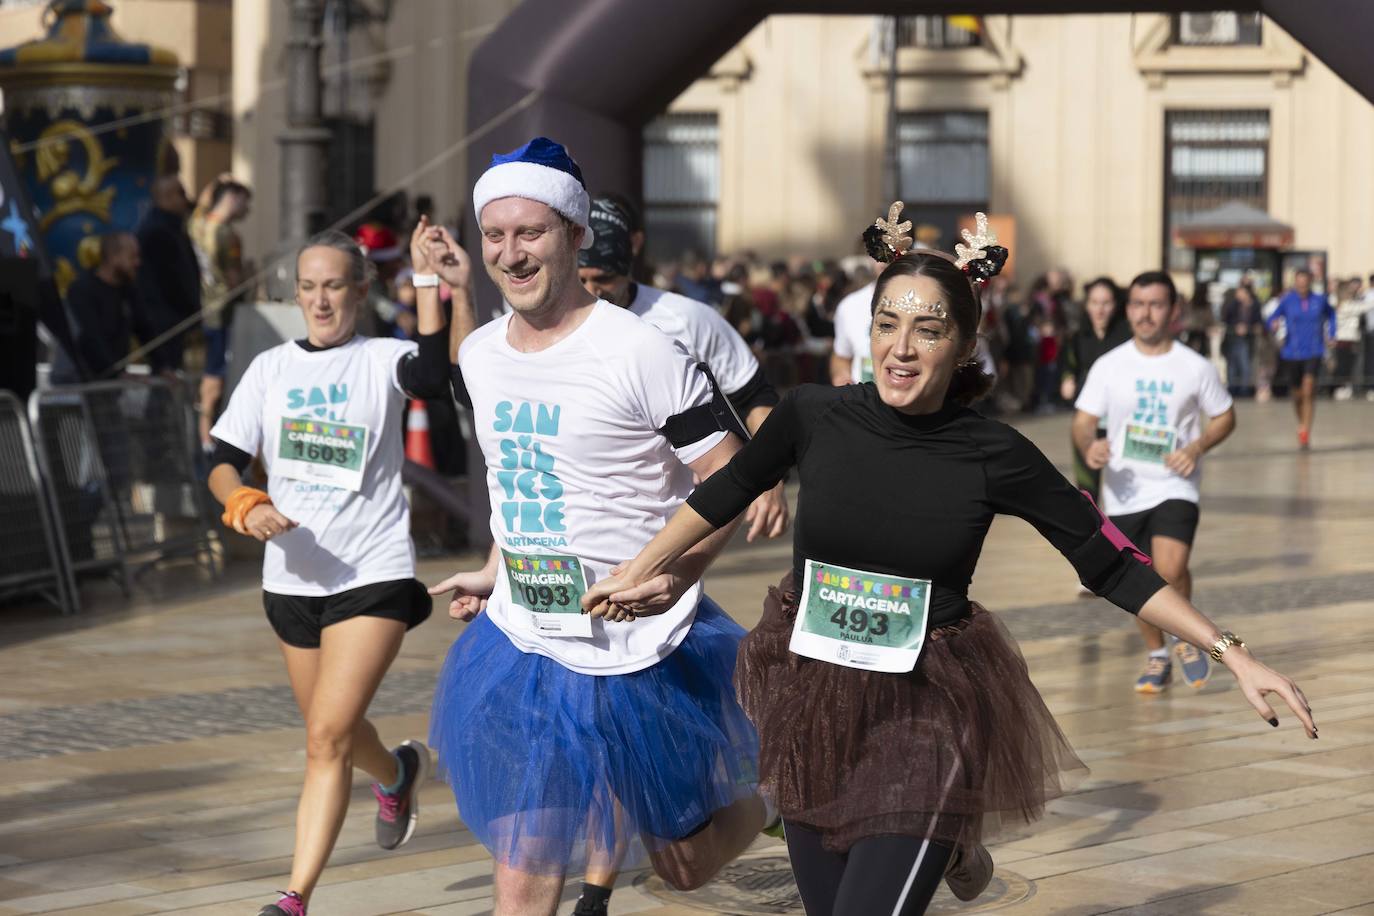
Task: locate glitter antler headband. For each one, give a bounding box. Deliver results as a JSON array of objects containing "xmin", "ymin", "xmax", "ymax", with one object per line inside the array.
[
  {"xmin": 859, "ymin": 203, "xmax": 1010, "ymax": 287},
  {"xmin": 954, "ymin": 212, "xmax": 996, "ymax": 271},
  {"xmin": 862, "ymin": 201, "xmax": 914, "ymax": 263},
  {"xmin": 953, "ymin": 212, "xmax": 1009, "ymax": 286}
]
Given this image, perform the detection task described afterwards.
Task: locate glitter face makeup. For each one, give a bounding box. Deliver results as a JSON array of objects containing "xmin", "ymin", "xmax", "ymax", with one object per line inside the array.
[
  {"xmin": 872, "ymin": 289, "xmax": 953, "ymax": 352},
  {"xmin": 876, "ymin": 288, "xmax": 948, "ymax": 321}
]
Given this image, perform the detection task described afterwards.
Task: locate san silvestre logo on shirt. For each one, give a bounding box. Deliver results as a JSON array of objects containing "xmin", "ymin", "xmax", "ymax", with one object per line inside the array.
[
  {"xmin": 1133, "ymin": 378, "xmax": 1172, "ymax": 425},
  {"xmin": 494, "ymin": 400, "xmax": 567, "ymax": 543},
  {"xmin": 287, "ymin": 384, "xmax": 348, "ymax": 422}
]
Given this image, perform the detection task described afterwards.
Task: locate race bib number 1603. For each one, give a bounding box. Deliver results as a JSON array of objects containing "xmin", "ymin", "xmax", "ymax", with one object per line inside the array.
[
  {"xmin": 789, "ymin": 559, "xmax": 931, "ymax": 673},
  {"xmin": 275, "ymin": 417, "xmax": 369, "ymax": 491}
]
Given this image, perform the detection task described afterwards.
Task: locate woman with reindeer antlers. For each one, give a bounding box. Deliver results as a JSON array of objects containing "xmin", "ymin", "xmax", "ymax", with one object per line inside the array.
[{"xmin": 581, "ymin": 204, "xmax": 1316, "ymax": 915}]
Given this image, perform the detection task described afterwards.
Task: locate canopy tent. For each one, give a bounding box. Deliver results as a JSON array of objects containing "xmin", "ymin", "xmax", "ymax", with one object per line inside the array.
[{"xmin": 1174, "ymin": 202, "xmax": 1295, "ymax": 250}]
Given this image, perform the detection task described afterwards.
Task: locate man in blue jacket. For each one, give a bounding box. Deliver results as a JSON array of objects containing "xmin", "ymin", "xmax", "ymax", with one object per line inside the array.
[{"xmin": 1267, "ymin": 268, "xmax": 1335, "ymax": 449}]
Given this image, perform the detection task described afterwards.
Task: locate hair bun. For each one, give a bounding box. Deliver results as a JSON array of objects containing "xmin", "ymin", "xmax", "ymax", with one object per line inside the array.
[
  {"xmin": 966, "ymin": 245, "xmax": 1008, "ymax": 284},
  {"xmin": 863, "ymin": 201, "xmax": 915, "ymax": 263},
  {"xmin": 862, "ymin": 224, "xmax": 896, "ymax": 263}
]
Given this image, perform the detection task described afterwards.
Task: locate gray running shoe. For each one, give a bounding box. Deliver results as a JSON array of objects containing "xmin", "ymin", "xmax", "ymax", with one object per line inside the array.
[
  {"xmin": 1174, "ymin": 641, "xmax": 1212, "ymax": 689},
  {"xmin": 257, "ymin": 891, "xmax": 306, "ymax": 915},
  {"xmin": 372, "ymin": 740, "xmax": 430, "ymax": 850},
  {"xmin": 944, "ymin": 842, "xmax": 994, "ymax": 902}
]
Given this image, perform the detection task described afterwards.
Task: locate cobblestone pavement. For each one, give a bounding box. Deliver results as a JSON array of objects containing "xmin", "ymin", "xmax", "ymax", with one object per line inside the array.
[
  {"xmin": 3, "ymin": 568, "xmax": 1371, "ymax": 762},
  {"xmin": 1, "ymin": 400, "xmax": 1372, "ymax": 915},
  {"xmin": 0, "ymin": 670, "xmax": 439, "ymax": 761}
]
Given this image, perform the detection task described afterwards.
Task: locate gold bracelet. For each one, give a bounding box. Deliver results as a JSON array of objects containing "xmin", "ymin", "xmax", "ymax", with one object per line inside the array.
[{"xmin": 1209, "ymin": 630, "xmax": 1245, "ymax": 662}]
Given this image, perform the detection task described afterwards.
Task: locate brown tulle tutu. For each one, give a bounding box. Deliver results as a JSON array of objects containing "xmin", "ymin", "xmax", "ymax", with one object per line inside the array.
[{"xmin": 736, "ymin": 575, "xmax": 1087, "ymax": 854}]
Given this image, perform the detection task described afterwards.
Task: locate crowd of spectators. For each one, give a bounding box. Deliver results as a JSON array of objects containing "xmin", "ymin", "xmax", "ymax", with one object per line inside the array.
[
  {"xmin": 50, "ymin": 182, "xmax": 1374, "ymax": 427},
  {"xmin": 646, "ymin": 247, "xmax": 1374, "ymax": 412},
  {"xmin": 47, "ymin": 173, "xmax": 242, "ymax": 388}
]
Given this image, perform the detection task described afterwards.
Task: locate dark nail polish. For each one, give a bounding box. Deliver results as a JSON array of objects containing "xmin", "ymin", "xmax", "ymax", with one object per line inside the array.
[{"xmin": 1268, "ymin": 718, "xmax": 1279, "ymax": 727}]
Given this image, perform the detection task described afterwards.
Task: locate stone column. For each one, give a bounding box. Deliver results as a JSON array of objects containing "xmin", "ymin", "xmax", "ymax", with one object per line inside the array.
[{"xmin": 278, "ymin": 0, "xmax": 331, "ymax": 252}]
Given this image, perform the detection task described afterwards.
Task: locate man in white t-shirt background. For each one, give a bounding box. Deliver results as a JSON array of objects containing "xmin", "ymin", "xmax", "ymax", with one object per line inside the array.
[
  {"xmin": 578, "ymin": 195, "xmax": 788, "ymax": 541},
  {"xmin": 829, "ymin": 260, "xmax": 880, "ymax": 385},
  {"xmin": 424, "ymin": 138, "xmax": 769, "ymax": 916},
  {"xmin": 830, "ymin": 237, "xmax": 995, "ymax": 388},
  {"xmin": 1073, "ymin": 270, "xmax": 1236, "ymax": 695}
]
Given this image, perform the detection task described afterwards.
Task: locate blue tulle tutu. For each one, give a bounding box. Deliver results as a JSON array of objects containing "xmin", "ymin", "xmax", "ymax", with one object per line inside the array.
[{"xmin": 430, "ymin": 596, "xmax": 760, "ymax": 875}]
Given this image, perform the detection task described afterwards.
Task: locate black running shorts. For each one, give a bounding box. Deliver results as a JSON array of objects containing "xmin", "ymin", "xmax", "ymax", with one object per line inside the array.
[
  {"xmin": 1279, "ymin": 357, "xmax": 1322, "ymax": 389},
  {"xmin": 264, "ymin": 578, "xmax": 432, "ymax": 649},
  {"xmin": 1108, "ymin": 499, "xmax": 1200, "ymax": 554}
]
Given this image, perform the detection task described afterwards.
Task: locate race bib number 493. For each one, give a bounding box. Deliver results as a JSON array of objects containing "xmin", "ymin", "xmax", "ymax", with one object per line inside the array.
[
  {"xmin": 275, "ymin": 418, "xmax": 369, "ymax": 491},
  {"xmin": 502, "ymin": 550, "xmax": 592, "ymax": 638},
  {"xmin": 789, "ymin": 559, "xmax": 931, "ymax": 673}
]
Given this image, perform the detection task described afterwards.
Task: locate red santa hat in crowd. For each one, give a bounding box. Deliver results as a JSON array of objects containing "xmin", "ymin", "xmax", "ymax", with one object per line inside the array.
[{"xmin": 354, "ymin": 222, "xmax": 403, "ymax": 262}]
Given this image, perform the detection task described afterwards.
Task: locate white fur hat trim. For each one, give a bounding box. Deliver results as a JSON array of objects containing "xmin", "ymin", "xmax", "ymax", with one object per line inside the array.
[{"xmin": 472, "ymin": 161, "xmax": 593, "ymax": 249}]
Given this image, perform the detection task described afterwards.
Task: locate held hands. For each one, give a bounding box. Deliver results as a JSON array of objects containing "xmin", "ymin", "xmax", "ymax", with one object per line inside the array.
[
  {"xmin": 408, "ymin": 218, "xmax": 472, "ymax": 292},
  {"xmin": 430, "ymin": 225, "xmax": 472, "ymax": 292},
  {"xmin": 429, "ymin": 564, "xmax": 496, "ymax": 621},
  {"xmin": 744, "ymin": 483, "xmax": 789, "ymax": 542},
  {"xmin": 409, "ymin": 216, "xmax": 437, "ymax": 275},
  {"xmin": 580, "ymin": 563, "xmax": 690, "ymax": 623},
  {"xmin": 1084, "ymin": 438, "xmax": 1111, "ymax": 470},
  {"xmin": 1164, "ymin": 442, "xmax": 1203, "ymax": 478},
  {"xmin": 240, "ymin": 504, "xmax": 298, "ymax": 542},
  {"xmin": 1224, "ymin": 648, "xmax": 1317, "ymax": 739}
]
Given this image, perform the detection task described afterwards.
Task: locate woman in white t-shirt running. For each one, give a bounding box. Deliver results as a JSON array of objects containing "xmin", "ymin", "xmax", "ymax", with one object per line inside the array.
[{"xmin": 207, "ymin": 223, "xmax": 458, "ymax": 916}]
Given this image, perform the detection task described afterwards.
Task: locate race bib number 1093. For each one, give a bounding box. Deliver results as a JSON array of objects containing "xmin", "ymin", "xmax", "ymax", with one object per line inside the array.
[{"xmin": 501, "ymin": 550, "xmax": 592, "ymax": 638}]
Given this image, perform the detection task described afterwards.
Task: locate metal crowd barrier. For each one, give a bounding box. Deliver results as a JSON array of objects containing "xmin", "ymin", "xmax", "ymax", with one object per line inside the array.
[
  {"xmin": 21, "ymin": 377, "xmax": 221, "ymax": 610},
  {"xmin": 0, "ymin": 391, "xmax": 79, "ymax": 615}
]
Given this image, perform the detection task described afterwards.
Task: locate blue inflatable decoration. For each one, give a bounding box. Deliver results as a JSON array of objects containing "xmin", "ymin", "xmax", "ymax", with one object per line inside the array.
[{"xmin": 0, "ymin": 0, "xmax": 178, "ymax": 295}]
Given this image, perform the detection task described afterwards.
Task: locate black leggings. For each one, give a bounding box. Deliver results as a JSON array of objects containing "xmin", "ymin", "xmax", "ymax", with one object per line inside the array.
[{"xmin": 784, "ymin": 821, "xmax": 953, "ymax": 916}]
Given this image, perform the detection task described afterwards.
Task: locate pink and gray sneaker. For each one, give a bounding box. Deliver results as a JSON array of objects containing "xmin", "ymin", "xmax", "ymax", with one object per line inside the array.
[
  {"xmin": 257, "ymin": 891, "xmax": 306, "ymax": 916},
  {"xmin": 373, "ymin": 739, "xmax": 430, "ymax": 850}
]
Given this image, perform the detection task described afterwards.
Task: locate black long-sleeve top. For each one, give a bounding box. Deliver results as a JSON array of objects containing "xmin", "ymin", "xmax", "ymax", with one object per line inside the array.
[
  {"xmin": 135, "ymin": 208, "xmax": 201, "ymax": 372},
  {"xmin": 62, "ymin": 272, "xmax": 135, "ymax": 380},
  {"xmin": 689, "ymin": 384, "xmax": 1166, "ymax": 627},
  {"xmin": 1060, "ymin": 320, "xmax": 1131, "ymax": 391}
]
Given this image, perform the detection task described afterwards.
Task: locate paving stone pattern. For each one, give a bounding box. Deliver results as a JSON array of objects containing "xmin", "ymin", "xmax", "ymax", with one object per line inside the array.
[
  {"xmin": 0, "ymin": 669, "xmax": 438, "ymax": 761},
  {"xmin": 2, "ymin": 570, "xmax": 1368, "ymax": 762},
  {"xmin": 997, "ymin": 569, "xmax": 1374, "ymax": 642}
]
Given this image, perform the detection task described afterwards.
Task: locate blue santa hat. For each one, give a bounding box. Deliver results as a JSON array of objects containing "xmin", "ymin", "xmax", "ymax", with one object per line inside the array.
[{"xmin": 472, "ymin": 137, "xmax": 593, "ymax": 249}]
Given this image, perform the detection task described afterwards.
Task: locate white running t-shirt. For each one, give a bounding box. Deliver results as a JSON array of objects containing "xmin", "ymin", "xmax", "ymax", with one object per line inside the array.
[
  {"xmin": 832, "ymin": 282, "xmax": 876, "ymax": 383},
  {"xmin": 628, "ymin": 284, "xmax": 760, "ymax": 396},
  {"xmin": 1075, "ymin": 340, "xmax": 1234, "ymax": 517},
  {"xmin": 460, "ymin": 301, "xmax": 727, "ymax": 675},
  {"xmin": 211, "ymin": 337, "xmax": 418, "ymax": 595}
]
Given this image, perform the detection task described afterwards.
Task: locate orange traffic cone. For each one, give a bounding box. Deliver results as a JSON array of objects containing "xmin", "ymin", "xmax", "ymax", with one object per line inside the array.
[{"xmin": 405, "ymin": 399, "xmax": 436, "ymax": 469}]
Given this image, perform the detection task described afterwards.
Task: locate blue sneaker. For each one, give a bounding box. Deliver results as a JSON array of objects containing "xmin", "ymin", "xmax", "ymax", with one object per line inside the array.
[
  {"xmin": 1135, "ymin": 656, "xmax": 1172, "ymax": 694},
  {"xmin": 1174, "ymin": 641, "xmax": 1212, "ymax": 689}
]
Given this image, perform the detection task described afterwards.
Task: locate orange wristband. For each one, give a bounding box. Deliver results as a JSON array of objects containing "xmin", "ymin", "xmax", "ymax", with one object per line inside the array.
[{"xmin": 222, "ymin": 486, "xmax": 272, "ymax": 532}]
